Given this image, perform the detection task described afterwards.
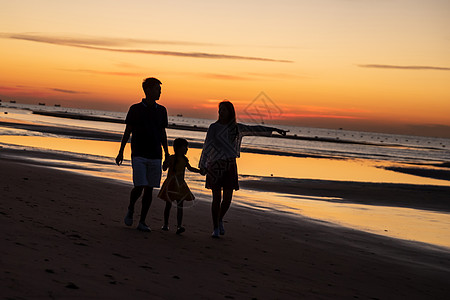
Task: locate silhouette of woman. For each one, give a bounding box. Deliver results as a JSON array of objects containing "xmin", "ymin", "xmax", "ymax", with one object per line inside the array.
[{"xmin": 199, "ymin": 101, "xmax": 287, "ymax": 238}]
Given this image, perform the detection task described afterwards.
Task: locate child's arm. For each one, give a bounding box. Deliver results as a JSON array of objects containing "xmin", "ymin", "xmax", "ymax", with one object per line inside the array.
[{"xmin": 186, "ymin": 161, "xmax": 201, "ymax": 174}]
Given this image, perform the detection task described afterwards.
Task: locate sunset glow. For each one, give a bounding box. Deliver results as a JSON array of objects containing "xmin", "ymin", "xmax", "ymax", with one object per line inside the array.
[{"xmin": 1, "ymin": 0, "xmax": 449, "ymax": 137}]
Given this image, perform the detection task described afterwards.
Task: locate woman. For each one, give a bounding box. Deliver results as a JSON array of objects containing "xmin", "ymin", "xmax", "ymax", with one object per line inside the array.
[{"xmin": 199, "ymin": 101, "xmax": 287, "ymax": 238}]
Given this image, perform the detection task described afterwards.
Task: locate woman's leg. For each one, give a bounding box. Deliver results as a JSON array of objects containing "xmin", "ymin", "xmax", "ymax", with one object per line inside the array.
[
  {"xmin": 211, "ymin": 188, "xmax": 222, "ymax": 229},
  {"xmin": 219, "ymin": 189, "xmax": 233, "ymax": 221},
  {"xmin": 218, "ymin": 188, "xmax": 233, "ymax": 235},
  {"xmin": 219, "ymin": 188, "xmax": 233, "ymax": 221}
]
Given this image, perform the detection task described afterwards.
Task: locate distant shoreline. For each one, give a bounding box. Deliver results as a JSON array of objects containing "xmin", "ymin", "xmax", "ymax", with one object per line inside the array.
[
  {"xmin": 30, "ymin": 110, "xmax": 417, "ymax": 148},
  {"xmin": 2, "ymin": 118, "xmax": 441, "ymax": 162}
]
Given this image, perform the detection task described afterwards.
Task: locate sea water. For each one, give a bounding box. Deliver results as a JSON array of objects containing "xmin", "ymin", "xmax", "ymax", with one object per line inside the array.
[{"xmin": 1, "ymin": 102, "xmax": 450, "ymax": 248}]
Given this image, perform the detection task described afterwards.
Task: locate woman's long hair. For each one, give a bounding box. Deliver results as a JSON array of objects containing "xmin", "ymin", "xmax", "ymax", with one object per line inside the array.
[
  {"xmin": 218, "ymin": 101, "xmax": 238, "ymax": 144},
  {"xmin": 218, "ymin": 101, "xmax": 236, "ymax": 124}
]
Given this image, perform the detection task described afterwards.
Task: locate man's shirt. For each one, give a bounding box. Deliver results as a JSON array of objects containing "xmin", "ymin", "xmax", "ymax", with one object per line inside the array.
[{"xmin": 125, "ymin": 100, "xmax": 168, "ymax": 159}]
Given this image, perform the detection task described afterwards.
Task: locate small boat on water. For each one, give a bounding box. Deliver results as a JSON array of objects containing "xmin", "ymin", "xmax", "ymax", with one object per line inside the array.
[
  {"xmin": 38, "ymin": 103, "xmax": 46, "ymax": 106},
  {"xmin": 54, "ymin": 104, "xmax": 61, "ymax": 107},
  {"xmin": 10, "ymin": 100, "xmax": 16, "ymax": 103}
]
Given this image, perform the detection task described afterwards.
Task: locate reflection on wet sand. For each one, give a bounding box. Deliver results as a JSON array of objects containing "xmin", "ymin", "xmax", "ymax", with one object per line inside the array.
[
  {"xmin": 236, "ymin": 190, "xmax": 450, "ymax": 249},
  {"xmin": 1, "ymin": 135, "xmax": 450, "ymax": 248},
  {"xmin": 1, "ymin": 135, "xmax": 449, "ymax": 187}
]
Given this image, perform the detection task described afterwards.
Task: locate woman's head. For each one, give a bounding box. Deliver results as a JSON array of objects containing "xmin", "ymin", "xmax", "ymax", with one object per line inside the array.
[
  {"xmin": 173, "ymin": 138, "xmax": 189, "ymax": 155},
  {"xmin": 218, "ymin": 101, "xmax": 236, "ymax": 124}
]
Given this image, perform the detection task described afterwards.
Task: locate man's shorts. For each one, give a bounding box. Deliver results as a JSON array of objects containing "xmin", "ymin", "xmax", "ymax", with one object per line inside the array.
[{"xmin": 131, "ymin": 157, "xmax": 162, "ymax": 187}]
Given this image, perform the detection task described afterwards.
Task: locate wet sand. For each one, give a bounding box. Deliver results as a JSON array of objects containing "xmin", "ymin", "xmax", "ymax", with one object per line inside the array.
[
  {"xmin": 239, "ymin": 175, "xmax": 450, "ymax": 213},
  {"xmin": 1, "ymin": 157, "xmax": 449, "ymax": 299}
]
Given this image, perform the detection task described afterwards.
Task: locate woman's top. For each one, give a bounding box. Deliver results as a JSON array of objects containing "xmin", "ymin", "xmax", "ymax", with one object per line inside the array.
[{"xmin": 199, "ymin": 122, "xmax": 275, "ymax": 169}]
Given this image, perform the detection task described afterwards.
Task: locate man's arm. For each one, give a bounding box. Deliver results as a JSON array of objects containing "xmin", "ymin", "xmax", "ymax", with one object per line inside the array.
[
  {"xmin": 116, "ymin": 124, "xmax": 132, "ymax": 166},
  {"xmin": 161, "ymin": 128, "xmax": 170, "ymax": 158}
]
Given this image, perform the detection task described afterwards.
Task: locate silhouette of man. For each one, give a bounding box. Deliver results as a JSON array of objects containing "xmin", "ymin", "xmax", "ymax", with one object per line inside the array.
[{"xmin": 116, "ymin": 77, "xmax": 169, "ymax": 232}]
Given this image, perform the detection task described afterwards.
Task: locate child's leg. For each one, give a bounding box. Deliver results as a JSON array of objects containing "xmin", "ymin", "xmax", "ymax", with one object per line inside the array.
[
  {"xmin": 176, "ymin": 200, "xmax": 184, "ymax": 228},
  {"xmin": 163, "ymin": 201, "xmax": 172, "ymax": 227}
]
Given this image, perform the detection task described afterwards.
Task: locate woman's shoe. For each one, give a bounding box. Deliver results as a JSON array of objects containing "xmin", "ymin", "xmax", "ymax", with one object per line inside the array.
[
  {"xmin": 211, "ymin": 228, "xmax": 220, "ymax": 238},
  {"xmin": 219, "ymin": 221, "xmax": 225, "ymax": 235}
]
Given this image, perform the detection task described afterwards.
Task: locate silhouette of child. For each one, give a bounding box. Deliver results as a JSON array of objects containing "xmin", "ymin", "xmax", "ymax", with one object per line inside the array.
[{"xmin": 158, "ymin": 138, "xmax": 201, "ymax": 234}]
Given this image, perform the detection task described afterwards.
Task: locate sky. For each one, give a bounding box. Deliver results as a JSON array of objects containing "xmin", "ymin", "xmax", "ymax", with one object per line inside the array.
[{"xmin": 1, "ymin": 0, "xmax": 449, "ymax": 137}]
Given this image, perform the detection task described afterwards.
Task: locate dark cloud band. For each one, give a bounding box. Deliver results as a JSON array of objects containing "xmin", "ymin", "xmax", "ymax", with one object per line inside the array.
[
  {"xmin": 359, "ymin": 64, "xmax": 450, "ymax": 71},
  {"xmin": 2, "ymin": 32, "xmax": 292, "ymax": 63}
]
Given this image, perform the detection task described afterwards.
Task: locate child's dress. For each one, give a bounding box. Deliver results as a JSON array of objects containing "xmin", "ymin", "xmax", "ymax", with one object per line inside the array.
[{"xmin": 158, "ymin": 155, "xmax": 195, "ymax": 202}]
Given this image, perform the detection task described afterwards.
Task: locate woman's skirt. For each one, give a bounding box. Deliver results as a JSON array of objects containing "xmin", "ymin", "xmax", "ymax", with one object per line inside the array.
[{"xmin": 205, "ymin": 158, "xmax": 239, "ymax": 190}]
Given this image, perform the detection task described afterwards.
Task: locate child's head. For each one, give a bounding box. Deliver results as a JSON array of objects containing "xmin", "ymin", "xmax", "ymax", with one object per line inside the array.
[{"xmin": 173, "ymin": 138, "xmax": 189, "ymax": 155}]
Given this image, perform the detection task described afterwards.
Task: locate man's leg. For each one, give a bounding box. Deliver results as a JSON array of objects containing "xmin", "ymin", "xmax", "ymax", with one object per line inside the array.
[
  {"xmin": 139, "ymin": 187, "xmax": 153, "ymax": 224},
  {"xmin": 124, "ymin": 186, "xmax": 144, "ymax": 226},
  {"xmin": 129, "ymin": 186, "xmax": 144, "ymax": 211}
]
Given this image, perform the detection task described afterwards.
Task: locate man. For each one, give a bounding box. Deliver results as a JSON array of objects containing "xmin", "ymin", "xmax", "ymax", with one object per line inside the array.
[{"xmin": 116, "ymin": 77, "xmax": 169, "ymax": 232}]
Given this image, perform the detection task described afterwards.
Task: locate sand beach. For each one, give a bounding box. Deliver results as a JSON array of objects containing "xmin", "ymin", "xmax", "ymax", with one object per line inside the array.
[{"xmin": 1, "ymin": 154, "xmax": 450, "ymax": 299}]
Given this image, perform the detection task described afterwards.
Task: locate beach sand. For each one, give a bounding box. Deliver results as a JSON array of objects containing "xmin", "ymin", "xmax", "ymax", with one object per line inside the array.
[{"xmin": 1, "ymin": 158, "xmax": 450, "ymax": 299}]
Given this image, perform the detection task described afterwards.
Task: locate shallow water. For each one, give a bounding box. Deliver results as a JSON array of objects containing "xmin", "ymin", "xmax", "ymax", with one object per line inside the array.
[
  {"xmin": 1, "ymin": 135, "xmax": 449, "ymax": 187},
  {"xmin": 1, "ymin": 105, "xmax": 450, "ymax": 248}
]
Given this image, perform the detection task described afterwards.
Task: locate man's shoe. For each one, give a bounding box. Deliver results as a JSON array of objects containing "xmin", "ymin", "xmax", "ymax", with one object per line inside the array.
[
  {"xmin": 161, "ymin": 225, "xmax": 169, "ymax": 231},
  {"xmin": 124, "ymin": 209, "xmax": 133, "ymax": 226},
  {"xmin": 137, "ymin": 222, "xmax": 151, "ymax": 232},
  {"xmin": 176, "ymin": 227, "xmax": 185, "ymax": 235}
]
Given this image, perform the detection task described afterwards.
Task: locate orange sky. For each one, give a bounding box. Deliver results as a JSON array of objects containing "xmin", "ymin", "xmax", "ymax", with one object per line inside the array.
[{"xmin": 1, "ymin": 1, "xmax": 449, "ymax": 137}]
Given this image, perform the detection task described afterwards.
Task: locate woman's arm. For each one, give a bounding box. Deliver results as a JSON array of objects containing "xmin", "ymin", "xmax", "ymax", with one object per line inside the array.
[
  {"xmin": 238, "ymin": 124, "xmax": 288, "ymax": 137},
  {"xmin": 198, "ymin": 124, "xmax": 215, "ymax": 170}
]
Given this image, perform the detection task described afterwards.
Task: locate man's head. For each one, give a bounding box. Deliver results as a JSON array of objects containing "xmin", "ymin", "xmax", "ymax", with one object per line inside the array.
[{"xmin": 142, "ymin": 77, "xmax": 162, "ymax": 101}]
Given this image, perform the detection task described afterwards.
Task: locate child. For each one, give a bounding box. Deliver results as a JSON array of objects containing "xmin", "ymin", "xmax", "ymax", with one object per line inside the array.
[{"xmin": 158, "ymin": 138, "xmax": 200, "ymax": 234}]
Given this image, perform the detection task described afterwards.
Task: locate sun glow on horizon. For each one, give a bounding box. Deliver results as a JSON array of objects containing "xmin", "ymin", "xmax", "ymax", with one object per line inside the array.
[{"xmin": 1, "ymin": 0, "xmax": 449, "ymax": 137}]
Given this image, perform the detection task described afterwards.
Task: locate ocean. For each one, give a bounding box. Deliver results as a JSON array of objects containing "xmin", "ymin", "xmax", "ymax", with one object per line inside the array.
[{"xmin": 1, "ymin": 102, "xmax": 450, "ymax": 248}]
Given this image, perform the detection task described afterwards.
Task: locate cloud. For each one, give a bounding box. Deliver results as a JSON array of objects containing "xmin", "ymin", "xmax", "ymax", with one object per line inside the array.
[
  {"xmin": 358, "ymin": 64, "xmax": 450, "ymax": 71},
  {"xmin": 245, "ymin": 72, "xmax": 308, "ymax": 79},
  {"xmin": 275, "ymin": 112, "xmax": 365, "ymax": 120},
  {"xmin": 50, "ymin": 88, "xmax": 84, "ymax": 94},
  {"xmin": 0, "ymin": 86, "xmax": 22, "ymax": 92},
  {"xmin": 0, "ymin": 84, "xmax": 85, "ymax": 95},
  {"xmin": 197, "ymin": 73, "xmax": 251, "ymax": 81},
  {"xmin": 63, "ymin": 68, "xmax": 142, "ymax": 77},
  {"xmin": 1, "ymin": 32, "xmax": 216, "ymax": 48},
  {"xmin": 2, "ymin": 32, "xmax": 293, "ymax": 63}
]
